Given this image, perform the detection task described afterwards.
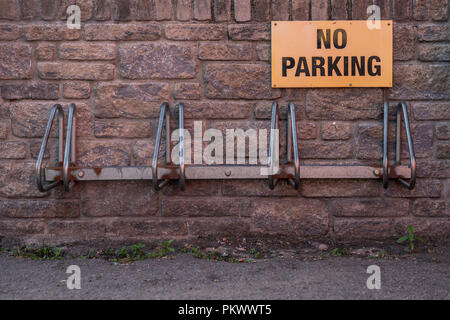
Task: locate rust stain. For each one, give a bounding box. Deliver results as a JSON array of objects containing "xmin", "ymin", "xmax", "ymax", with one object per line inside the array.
[{"xmin": 93, "ymin": 168, "xmax": 102, "ymax": 175}]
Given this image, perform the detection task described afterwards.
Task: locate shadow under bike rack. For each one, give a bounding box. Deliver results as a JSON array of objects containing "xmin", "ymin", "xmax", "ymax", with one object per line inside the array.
[{"xmin": 37, "ymin": 101, "xmax": 416, "ymax": 192}]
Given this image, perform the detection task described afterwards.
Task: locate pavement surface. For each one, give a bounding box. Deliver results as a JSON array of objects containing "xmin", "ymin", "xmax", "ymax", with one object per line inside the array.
[{"xmin": 0, "ymin": 248, "xmax": 449, "ymax": 300}]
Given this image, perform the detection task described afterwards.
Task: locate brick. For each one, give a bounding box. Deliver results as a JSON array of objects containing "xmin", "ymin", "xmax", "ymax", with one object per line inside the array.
[
  {"xmin": 0, "ymin": 200, "xmax": 79, "ymax": 218},
  {"xmin": 331, "ymin": 0, "xmax": 349, "ymax": 19},
  {"xmin": 414, "ymin": 199, "xmax": 449, "ymax": 217},
  {"xmin": 228, "ymin": 23, "xmax": 270, "ymax": 40},
  {"xmin": 162, "ymin": 198, "xmax": 242, "ymax": 217},
  {"xmin": 223, "ymin": 180, "xmax": 300, "ymax": 196},
  {"xmin": 334, "ymin": 219, "xmax": 392, "ymax": 239},
  {"xmin": 113, "ymin": 0, "xmax": 131, "ymax": 20},
  {"xmin": 306, "ymin": 88, "xmax": 383, "ymax": 120},
  {"xmin": 194, "ymin": 0, "xmax": 211, "ymax": 20},
  {"xmin": 300, "ymin": 140, "xmax": 353, "ymax": 159},
  {"xmin": 38, "ymin": 62, "xmax": 114, "ymax": 80},
  {"xmin": 82, "ymin": 181, "xmax": 159, "ymax": 217},
  {"xmin": 357, "ymin": 124, "xmax": 383, "ymax": 159},
  {"xmin": 0, "ymin": 44, "xmax": 32, "ymax": 80},
  {"xmin": 234, "ymin": 0, "xmax": 251, "ymax": 22},
  {"xmin": 256, "ymin": 43, "xmax": 270, "ymax": 61},
  {"xmin": 272, "ymin": 0, "xmax": 290, "ymax": 20},
  {"xmin": 10, "ymin": 102, "xmax": 93, "ymax": 138},
  {"xmin": 418, "ymin": 24, "xmax": 450, "ymax": 41},
  {"xmin": 409, "ymin": 123, "xmax": 434, "ymax": 158},
  {"xmin": 0, "ymin": 141, "xmax": 27, "ymax": 159},
  {"xmin": 436, "ymin": 123, "xmax": 450, "ymax": 139},
  {"xmin": 388, "ymin": 64, "xmax": 450, "ymax": 100},
  {"xmin": 181, "ymin": 101, "xmax": 253, "ymax": 119},
  {"xmin": 94, "ymin": 119, "xmax": 152, "ymax": 138},
  {"xmin": 205, "ymin": 64, "xmax": 281, "ymax": 99},
  {"xmin": 393, "ymin": 0, "xmax": 412, "ymax": 20},
  {"xmin": 414, "ymin": 0, "xmax": 430, "ymax": 20},
  {"xmin": 59, "ymin": 43, "xmax": 116, "ymax": 60},
  {"xmin": 95, "ymin": 0, "xmax": 112, "ymax": 20},
  {"xmin": 63, "ymin": 82, "xmax": 91, "ymax": 99},
  {"xmin": 292, "ymin": 0, "xmax": 309, "ymax": 20},
  {"xmin": 36, "ymin": 43, "xmax": 56, "ymax": 60},
  {"xmin": 23, "ymin": 24, "xmax": 81, "ymax": 40},
  {"xmin": 412, "ymin": 102, "xmax": 450, "ymax": 120},
  {"xmin": 214, "ymin": 0, "xmax": 231, "ymax": 21},
  {"xmin": 322, "ymin": 122, "xmax": 352, "ymax": 140},
  {"xmin": 41, "ymin": 0, "xmax": 57, "ymax": 20},
  {"xmin": 302, "ymin": 180, "xmax": 381, "ymax": 197},
  {"xmin": 437, "ymin": 142, "xmax": 450, "ymax": 158},
  {"xmin": 21, "ymin": 0, "xmax": 39, "ymax": 19},
  {"xmin": 176, "ymin": 0, "xmax": 192, "ymax": 20},
  {"xmin": 0, "ymin": 121, "xmax": 8, "ymax": 139},
  {"xmin": 419, "ymin": 44, "xmax": 450, "ymax": 61},
  {"xmin": 85, "ymin": 23, "xmax": 161, "ymax": 40},
  {"xmin": 59, "ymin": 0, "xmax": 95, "ymax": 21},
  {"xmin": 385, "ymin": 179, "xmax": 441, "ymax": 198},
  {"xmin": 393, "ymin": 218, "xmax": 450, "ymax": 239},
  {"xmin": 162, "ymin": 180, "xmax": 220, "ymax": 196},
  {"xmin": 394, "ymin": 24, "xmax": 415, "ymax": 61},
  {"xmin": 0, "ymin": 0, "xmax": 19, "ymax": 20},
  {"xmin": 165, "ymin": 24, "xmax": 226, "ymax": 40},
  {"xmin": 352, "ymin": 0, "xmax": 371, "ymax": 19},
  {"xmin": 374, "ymin": 0, "xmax": 392, "ymax": 19},
  {"xmin": 155, "ymin": 0, "xmax": 173, "ymax": 20},
  {"xmin": 417, "ymin": 160, "xmax": 450, "ymax": 178},
  {"xmin": 189, "ymin": 218, "xmax": 250, "ymax": 236},
  {"xmin": 120, "ymin": 43, "xmax": 195, "ymax": 79},
  {"xmin": 311, "ymin": 0, "xmax": 329, "ymax": 20},
  {"xmin": 1, "ymin": 82, "xmax": 59, "ymax": 100},
  {"xmin": 0, "ymin": 24, "xmax": 20, "ymax": 40},
  {"xmin": 111, "ymin": 218, "xmax": 188, "ymax": 239},
  {"xmin": 253, "ymin": 0, "xmax": 271, "ymax": 21},
  {"xmin": 0, "ymin": 220, "xmax": 45, "ymax": 236},
  {"xmin": 333, "ymin": 199, "xmax": 410, "ymax": 217},
  {"xmin": 95, "ymin": 83, "xmax": 170, "ymax": 118},
  {"xmin": 0, "ymin": 162, "xmax": 47, "ymax": 197},
  {"xmin": 29, "ymin": 140, "xmax": 49, "ymax": 159},
  {"xmin": 431, "ymin": 0, "xmax": 449, "ymax": 20},
  {"xmin": 199, "ymin": 43, "xmax": 253, "ymax": 60},
  {"xmin": 174, "ymin": 83, "xmax": 201, "ymax": 100},
  {"xmin": 132, "ymin": 139, "xmax": 154, "ymax": 166},
  {"xmin": 296, "ymin": 122, "xmax": 317, "ymax": 140},
  {"xmin": 77, "ymin": 140, "xmax": 131, "ymax": 166},
  {"xmin": 254, "ymin": 101, "xmax": 305, "ymax": 120},
  {"xmin": 254, "ymin": 199, "xmax": 329, "ymax": 236},
  {"xmin": 135, "ymin": 0, "xmax": 154, "ymax": 20}
]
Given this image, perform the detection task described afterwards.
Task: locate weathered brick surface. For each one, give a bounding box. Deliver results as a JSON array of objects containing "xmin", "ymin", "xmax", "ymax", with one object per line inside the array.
[
  {"xmin": 38, "ymin": 62, "xmax": 115, "ymax": 80},
  {"xmin": 119, "ymin": 43, "xmax": 196, "ymax": 79},
  {"xmin": 59, "ymin": 43, "xmax": 116, "ymax": 60},
  {"xmin": 95, "ymin": 83, "xmax": 170, "ymax": 118},
  {"xmin": 1, "ymin": 82, "xmax": 59, "ymax": 100},
  {"xmin": 0, "ymin": 1, "xmax": 448, "ymax": 243},
  {"xmin": 204, "ymin": 64, "xmax": 280, "ymax": 99},
  {"xmin": 254, "ymin": 199, "xmax": 329, "ymax": 236},
  {"xmin": 85, "ymin": 24, "xmax": 161, "ymax": 40},
  {"xmin": 199, "ymin": 43, "xmax": 253, "ymax": 60},
  {"xmin": 0, "ymin": 44, "xmax": 32, "ymax": 79}
]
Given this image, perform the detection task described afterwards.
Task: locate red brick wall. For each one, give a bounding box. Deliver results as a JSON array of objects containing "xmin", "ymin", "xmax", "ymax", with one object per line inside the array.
[{"xmin": 0, "ymin": 0, "xmax": 448, "ymax": 244}]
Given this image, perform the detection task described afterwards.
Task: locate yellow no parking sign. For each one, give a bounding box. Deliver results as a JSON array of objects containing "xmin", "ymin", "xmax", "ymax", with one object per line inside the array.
[{"xmin": 271, "ymin": 21, "xmax": 393, "ymax": 88}]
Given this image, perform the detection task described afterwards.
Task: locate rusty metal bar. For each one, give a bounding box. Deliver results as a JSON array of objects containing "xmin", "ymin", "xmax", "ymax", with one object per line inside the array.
[
  {"xmin": 63, "ymin": 104, "xmax": 76, "ymax": 192},
  {"xmin": 35, "ymin": 104, "xmax": 64, "ymax": 192},
  {"xmin": 45, "ymin": 164, "xmax": 412, "ymax": 182}
]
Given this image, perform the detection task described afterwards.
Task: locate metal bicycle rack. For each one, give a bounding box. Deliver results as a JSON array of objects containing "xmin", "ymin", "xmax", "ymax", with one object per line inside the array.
[{"xmin": 36, "ymin": 101, "xmax": 416, "ymax": 192}]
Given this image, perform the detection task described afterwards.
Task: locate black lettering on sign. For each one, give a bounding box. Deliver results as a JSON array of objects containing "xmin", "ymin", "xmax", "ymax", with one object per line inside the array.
[
  {"xmin": 327, "ymin": 56, "xmax": 342, "ymax": 76},
  {"xmin": 368, "ymin": 56, "xmax": 381, "ymax": 76},
  {"xmin": 312, "ymin": 57, "xmax": 325, "ymax": 76},
  {"xmin": 282, "ymin": 57, "xmax": 295, "ymax": 76},
  {"xmin": 351, "ymin": 56, "xmax": 365, "ymax": 76},
  {"xmin": 295, "ymin": 57, "xmax": 310, "ymax": 76},
  {"xmin": 317, "ymin": 29, "xmax": 347, "ymax": 49}
]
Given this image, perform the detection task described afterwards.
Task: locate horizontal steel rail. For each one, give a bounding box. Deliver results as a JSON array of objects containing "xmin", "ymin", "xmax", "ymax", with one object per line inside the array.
[{"xmin": 45, "ymin": 165, "xmax": 411, "ymax": 182}]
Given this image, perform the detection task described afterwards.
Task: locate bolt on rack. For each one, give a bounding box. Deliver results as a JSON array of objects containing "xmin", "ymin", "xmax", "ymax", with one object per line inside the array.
[{"xmin": 36, "ymin": 101, "xmax": 416, "ymax": 192}]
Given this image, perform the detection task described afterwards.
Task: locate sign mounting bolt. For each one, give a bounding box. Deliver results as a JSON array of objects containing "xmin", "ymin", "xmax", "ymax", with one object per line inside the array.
[{"xmin": 78, "ymin": 171, "xmax": 85, "ymax": 178}]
